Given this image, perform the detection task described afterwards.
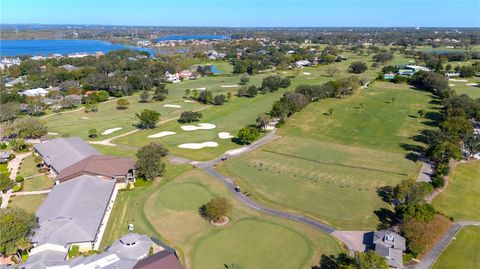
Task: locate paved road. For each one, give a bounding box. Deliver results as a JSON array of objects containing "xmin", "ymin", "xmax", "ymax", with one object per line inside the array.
[{"xmin": 413, "ymin": 221, "xmax": 480, "ymax": 269}]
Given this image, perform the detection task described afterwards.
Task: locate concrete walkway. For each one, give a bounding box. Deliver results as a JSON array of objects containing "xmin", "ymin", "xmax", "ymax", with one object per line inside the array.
[
  {"xmin": 1, "ymin": 152, "xmax": 32, "ymax": 209},
  {"xmin": 12, "ymin": 189, "xmax": 51, "ymax": 196},
  {"xmin": 416, "ymin": 161, "xmax": 433, "ymax": 183}
]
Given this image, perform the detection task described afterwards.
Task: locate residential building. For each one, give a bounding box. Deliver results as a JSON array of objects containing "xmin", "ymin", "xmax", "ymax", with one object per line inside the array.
[
  {"xmin": 0, "ymin": 151, "xmax": 11, "ymax": 163},
  {"xmin": 5, "ymin": 76, "xmax": 26, "ymax": 87},
  {"xmin": 21, "ymin": 88, "xmax": 49, "ymax": 97},
  {"xmin": 56, "ymin": 155, "xmax": 135, "ymax": 186},
  {"xmin": 372, "ymin": 230, "xmax": 406, "ymax": 269},
  {"xmin": 164, "ymin": 71, "xmax": 180, "ymax": 83},
  {"xmin": 33, "ymin": 137, "xmax": 99, "ymax": 175},
  {"xmin": 30, "ymin": 175, "xmax": 117, "ymax": 254},
  {"xmin": 23, "ymin": 233, "xmax": 183, "ymax": 269},
  {"xmin": 0, "ymin": 57, "xmax": 21, "ymax": 69},
  {"xmin": 295, "ymin": 60, "xmax": 311, "ymax": 67}
]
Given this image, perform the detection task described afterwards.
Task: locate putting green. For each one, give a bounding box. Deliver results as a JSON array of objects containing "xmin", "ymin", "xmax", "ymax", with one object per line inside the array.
[{"xmin": 192, "ymin": 218, "xmax": 312, "ymax": 269}]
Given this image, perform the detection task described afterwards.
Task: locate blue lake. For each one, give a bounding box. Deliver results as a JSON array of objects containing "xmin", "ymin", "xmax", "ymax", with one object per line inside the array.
[
  {"xmin": 155, "ymin": 34, "xmax": 229, "ymax": 42},
  {"xmin": 211, "ymin": 65, "xmax": 222, "ymax": 74},
  {"xmin": 0, "ymin": 39, "xmax": 155, "ymax": 57}
]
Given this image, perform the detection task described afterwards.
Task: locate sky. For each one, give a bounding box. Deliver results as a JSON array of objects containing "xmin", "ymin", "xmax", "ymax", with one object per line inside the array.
[{"xmin": 1, "ymin": 0, "xmax": 479, "ymax": 28}]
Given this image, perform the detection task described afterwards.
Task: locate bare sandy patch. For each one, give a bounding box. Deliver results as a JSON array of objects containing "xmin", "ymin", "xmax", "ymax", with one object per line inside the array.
[
  {"xmin": 181, "ymin": 123, "xmax": 216, "ymax": 131},
  {"xmin": 148, "ymin": 131, "xmax": 176, "ymax": 138},
  {"xmin": 303, "ymin": 72, "xmax": 311, "ymax": 75},
  {"xmin": 81, "ymin": 117, "xmax": 89, "ymax": 120},
  {"xmin": 184, "ymin": 100, "xmax": 195, "ymax": 103},
  {"xmin": 449, "ymin": 84, "xmax": 456, "ymax": 87},
  {"xmin": 47, "ymin": 132, "xmax": 58, "ymax": 135},
  {"xmin": 449, "ymin": 79, "xmax": 468, "ymax": 82},
  {"xmin": 218, "ymin": 132, "xmax": 234, "ymax": 139},
  {"xmin": 178, "ymin": 142, "xmax": 218, "ymax": 149},
  {"xmin": 102, "ymin": 127, "xmax": 122, "ymax": 135},
  {"xmin": 221, "ymin": 85, "xmax": 239, "ymax": 88},
  {"xmin": 466, "ymin": 83, "xmax": 479, "ymax": 86},
  {"xmin": 163, "ymin": 104, "xmax": 182, "ymax": 108}
]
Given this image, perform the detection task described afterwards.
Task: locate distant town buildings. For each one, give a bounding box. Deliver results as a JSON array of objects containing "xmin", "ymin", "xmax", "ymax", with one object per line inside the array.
[{"xmin": 0, "ymin": 57, "xmax": 21, "ymax": 69}]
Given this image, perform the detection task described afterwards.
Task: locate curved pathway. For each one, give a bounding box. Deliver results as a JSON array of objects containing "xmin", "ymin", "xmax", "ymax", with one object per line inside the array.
[
  {"xmin": 413, "ymin": 221, "xmax": 480, "ymax": 269},
  {"xmin": 193, "ymin": 129, "xmax": 359, "ymax": 252}
]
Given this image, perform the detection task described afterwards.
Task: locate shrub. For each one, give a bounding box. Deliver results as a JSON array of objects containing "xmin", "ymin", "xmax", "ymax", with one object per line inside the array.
[
  {"xmin": 68, "ymin": 245, "xmax": 80, "ymax": 258},
  {"xmin": 200, "ymin": 197, "xmax": 232, "ymax": 221},
  {"xmin": 13, "ymin": 184, "xmax": 22, "ymax": 192},
  {"xmin": 348, "ymin": 61, "xmax": 368, "ymax": 74},
  {"xmin": 431, "ymin": 175, "xmax": 445, "ymax": 188},
  {"xmin": 15, "ymin": 176, "xmax": 24, "ymax": 182}
]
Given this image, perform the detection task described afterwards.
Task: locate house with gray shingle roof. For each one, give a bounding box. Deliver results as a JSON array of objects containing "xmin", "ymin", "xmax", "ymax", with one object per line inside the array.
[
  {"xmin": 373, "ymin": 230, "xmax": 406, "ymax": 269},
  {"xmin": 33, "ymin": 137, "xmax": 99, "ymax": 174},
  {"xmin": 31, "ymin": 175, "xmax": 116, "ymax": 251},
  {"xmin": 22, "ymin": 234, "xmax": 183, "ymax": 269}
]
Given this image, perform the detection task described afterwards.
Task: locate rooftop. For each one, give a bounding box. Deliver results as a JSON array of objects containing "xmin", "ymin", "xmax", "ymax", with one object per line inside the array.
[
  {"xmin": 33, "ymin": 137, "xmax": 99, "ymax": 173},
  {"xmin": 56, "ymin": 154, "xmax": 134, "ymax": 183},
  {"xmin": 31, "ymin": 175, "xmax": 115, "ymax": 246}
]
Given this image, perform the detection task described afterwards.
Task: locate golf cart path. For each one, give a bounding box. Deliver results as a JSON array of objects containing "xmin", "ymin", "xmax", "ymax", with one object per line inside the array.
[
  {"xmin": 193, "ymin": 129, "xmax": 360, "ymax": 252},
  {"xmin": 88, "ymin": 105, "xmax": 211, "ymax": 146},
  {"xmin": 1, "ymin": 152, "xmax": 32, "ymax": 209},
  {"xmin": 413, "ymin": 221, "xmax": 480, "ymax": 269}
]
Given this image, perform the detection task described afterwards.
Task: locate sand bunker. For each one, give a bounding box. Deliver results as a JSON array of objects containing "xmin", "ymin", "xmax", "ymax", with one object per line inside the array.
[
  {"xmin": 178, "ymin": 142, "xmax": 218, "ymax": 149},
  {"xmin": 221, "ymin": 85, "xmax": 239, "ymax": 88},
  {"xmin": 48, "ymin": 132, "xmax": 59, "ymax": 135},
  {"xmin": 218, "ymin": 132, "xmax": 234, "ymax": 139},
  {"xmin": 184, "ymin": 100, "xmax": 195, "ymax": 103},
  {"xmin": 449, "ymin": 84, "xmax": 456, "ymax": 87},
  {"xmin": 193, "ymin": 87, "xmax": 206, "ymax": 91},
  {"xmin": 81, "ymin": 117, "xmax": 89, "ymax": 120},
  {"xmin": 226, "ymin": 147, "xmax": 248, "ymax": 155},
  {"xmin": 181, "ymin": 123, "xmax": 216, "ymax": 131},
  {"xmin": 466, "ymin": 83, "xmax": 479, "ymax": 86},
  {"xmin": 102, "ymin": 127, "xmax": 122, "ymax": 135},
  {"xmin": 148, "ymin": 131, "xmax": 176, "ymax": 138},
  {"xmin": 163, "ymin": 104, "xmax": 181, "ymax": 108},
  {"xmin": 449, "ymin": 79, "xmax": 468, "ymax": 82},
  {"xmin": 303, "ymin": 72, "xmax": 311, "ymax": 75}
]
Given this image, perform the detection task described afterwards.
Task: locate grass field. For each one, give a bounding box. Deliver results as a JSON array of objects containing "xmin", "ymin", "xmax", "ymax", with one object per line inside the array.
[
  {"xmin": 43, "ymin": 93, "xmax": 205, "ymax": 140},
  {"xmin": 433, "ymin": 160, "xmax": 480, "ymax": 221},
  {"xmin": 17, "ymin": 155, "xmax": 40, "ymax": 178},
  {"xmin": 432, "ymin": 226, "xmax": 480, "ymax": 269},
  {"xmin": 450, "ymin": 78, "xmax": 480, "ymax": 99},
  {"xmin": 143, "ymin": 168, "xmax": 341, "ymax": 269},
  {"xmin": 9, "ymin": 194, "xmax": 46, "ymax": 213},
  {"xmin": 218, "ymin": 82, "xmax": 436, "ymax": 230},
  {"xmin": 192, "ymin": 218, "xmax": 312, "ymax": 269},
  {"xmin": 22, "ymin": 175, "xmax": 53, "ymax": 192}
]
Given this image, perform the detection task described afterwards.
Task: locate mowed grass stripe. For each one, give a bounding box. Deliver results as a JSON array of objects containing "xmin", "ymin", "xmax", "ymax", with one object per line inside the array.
[{"xmin": 262, "ymin": 149, "xmax": 408, "ymax": 176}]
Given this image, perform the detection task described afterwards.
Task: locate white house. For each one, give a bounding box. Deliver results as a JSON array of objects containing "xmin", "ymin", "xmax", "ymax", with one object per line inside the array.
[
  {"xmin": 21, "ymin": 88, "xmax": 49, "ymax": 97},
  {"xmin": 164, "ymin": 71, "xmax": 180, "ymax": 83}
]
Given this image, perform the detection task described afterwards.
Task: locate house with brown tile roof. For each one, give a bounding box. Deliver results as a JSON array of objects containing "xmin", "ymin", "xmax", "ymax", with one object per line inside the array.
[{"xmin": 56, "ymin": 155, "xmax": 135, "ymax": 186}]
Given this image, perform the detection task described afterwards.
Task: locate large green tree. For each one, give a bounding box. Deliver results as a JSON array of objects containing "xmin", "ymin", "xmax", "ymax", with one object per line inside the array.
[
  {"xmin": 201, "ymin": 197, "xmax": 232, "ymax": 221},
  {"xmin": 0, "ymin": 207, "xmax": 38, "ymax": 255},
  {"xmin": 135, "ymin": 142, "xmax": 168, "ymax": 180},
  {"xmin": 237, "ymin": 126, "xmax": 260, "ymax": 144},
  {"xmin": 135, "ymin": 109, "xmax": 160, "ymax": 129},
  {"xmin": 353, "ymin": 251, "xmax": 389, "ymax": 269}
]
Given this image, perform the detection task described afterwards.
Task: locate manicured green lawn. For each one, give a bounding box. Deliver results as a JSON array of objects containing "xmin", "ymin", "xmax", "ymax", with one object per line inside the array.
[
  {"xmin": 99, "ymin": 164, "xmax": 192, "ymax": 250},
  {"xmin": 44, "ymin": 93, "xmax": 205, "ymax": 140},
  {"xmin": 143, "ymin": 169, "xmax": 341, "ymax": 269},
  {"xmin": 91, "ymin": 144, "xmax": 138, "ymax": 159},
  {"xmin": 9, "ymin": 194, "xmax": 46, "ymax": 214},
  {"xmin": 432, "ymin": 226, "xmax": 480, "ymax": 269},
  {"xmin": 451, "ymin": 78, "xmax": 480, "ymax": 99},
  {"xmin": 22, "ymin": 175, "xmax": 53, "ymax": 192},
  {"xmin": 192, "ymin": 218, "xmax": 312, "ymax": 269},
  {"xmin": 18, "ymin": 155, "xmax": 40, "ymax": 177},
  {"xmin": 114, "ymin": 88, "xmax": 288, "ymax": 161},
  {"xmin": 218, "ymin": 82, "xmax": 436, "ymax": 230},
  {"xmin": 433, "ymin": 161, "xmax": 480, "ymax": 221}
]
